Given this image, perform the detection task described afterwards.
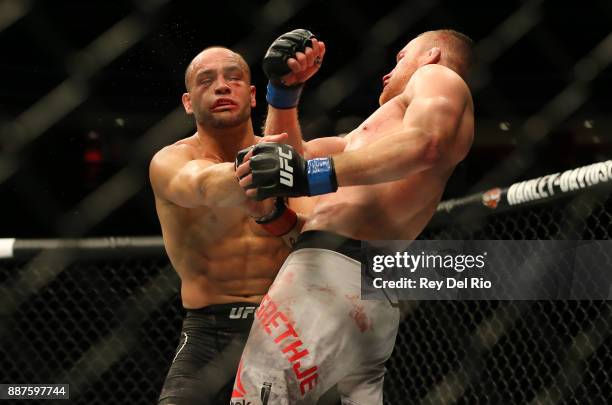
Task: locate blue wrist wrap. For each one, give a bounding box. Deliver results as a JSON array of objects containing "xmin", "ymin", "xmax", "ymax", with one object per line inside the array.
[
  {"xmin": 266, "ymin": 82, "xmax": 303, "ymax": 109},
  {"xmin": 306, "ymin": 158, "xmax": 338, "ymax": 196}
]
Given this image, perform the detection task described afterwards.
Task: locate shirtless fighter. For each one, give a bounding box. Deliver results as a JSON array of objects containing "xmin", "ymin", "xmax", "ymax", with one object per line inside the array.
[
  {"xmin": 233, "ymin": 29, "xmax": 474, "ymax": 404},
  {"xmin": 150, "ymin": 30, "xmax": 324, "ymax": 404}
]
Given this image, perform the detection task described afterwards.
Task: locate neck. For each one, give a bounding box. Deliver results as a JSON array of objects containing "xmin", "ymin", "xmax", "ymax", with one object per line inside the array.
[{"xmin": 196, "ymin": 120, "xmax": 257, "ymax": 162}]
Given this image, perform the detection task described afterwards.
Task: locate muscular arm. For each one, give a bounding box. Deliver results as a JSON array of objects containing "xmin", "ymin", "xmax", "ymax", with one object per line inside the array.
[
  {"xmin": 264, "ymin": 106, "xmax": 305, "ymax": 155},
  {"xmin": 264, "ymin": 107, "xmax": 348, "ymax": 159},
  {"xmin": 150, "ymin": 145, "xmax": 246, "ymax": 208},
  {"xmin": 333, "ymin": 65, "xmax": 471, "ymax": 186},
  {"xmin": 303, "ymin": 135, "xmax": 347, "ymax": 159},
  {"xmin": 263, "ymin": 36, "xmax": 327, "ymax": 156}
]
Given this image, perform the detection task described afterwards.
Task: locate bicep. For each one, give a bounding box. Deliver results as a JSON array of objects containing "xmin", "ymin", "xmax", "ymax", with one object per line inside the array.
[
  {"xmin": 149, "ymin": 147, "xmax": 214, "ymax": 207},
  {"xmin": 401, "ymin": 72, "xmax": 469, "ymax": 153},
  {"xmin": 402, "ymin": 97, "xmax": 463, "ymax": 146}
]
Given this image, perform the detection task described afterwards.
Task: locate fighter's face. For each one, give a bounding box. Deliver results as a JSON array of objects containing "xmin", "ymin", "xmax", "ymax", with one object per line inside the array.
[
  {"xmin": 183, "ymin": 48, "xmax": 255, "ymax": 129},
  {"xmin": 379, "ymin": 39, "xmax": 422, "ymax": 105}
]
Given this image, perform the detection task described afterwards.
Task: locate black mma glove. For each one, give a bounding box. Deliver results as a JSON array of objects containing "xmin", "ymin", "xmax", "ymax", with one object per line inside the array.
[
  {"xmin": 235, "ymin": 145, "xmax": 299, "ymax": 238},
  {"xmin": 248, "ymin": 142, "xmax": 338, "ymax": 201},
  {"xmin": 235, "ymin": 146, "xmax": 253, "ymax": 176},
  {"xmin": 262, "ymin": 29, "xmax": 315, "ymax": 109}
]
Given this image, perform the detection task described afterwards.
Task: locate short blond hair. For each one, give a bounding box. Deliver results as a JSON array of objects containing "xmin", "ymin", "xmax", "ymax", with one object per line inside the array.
[{"xmin": 418, "ymin": 29, "xmax": 474, "ymax": 80}]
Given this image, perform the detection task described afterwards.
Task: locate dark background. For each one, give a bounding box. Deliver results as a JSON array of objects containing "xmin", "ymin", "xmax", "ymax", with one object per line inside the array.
[{"xmin": 1, "ymin": 0, "xmax": 611, "ymax": 238}]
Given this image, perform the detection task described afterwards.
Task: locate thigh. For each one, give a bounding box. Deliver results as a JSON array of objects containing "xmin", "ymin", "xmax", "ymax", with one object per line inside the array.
[
  {"xmin": 159, "ymin": 318, "xmax": 249, "ymax": 405},
  {"xmin": 234, "ymin": 249, "xmax": 398, "ymax": 404}
]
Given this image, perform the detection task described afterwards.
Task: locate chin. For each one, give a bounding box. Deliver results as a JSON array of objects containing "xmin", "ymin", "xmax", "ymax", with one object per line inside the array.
[
  {"xmin": 210, "ymin": 117, "xmax": 242, "ymax": 129},
  {"xmin": 213, "ymin": 113, "xmax": 250, "ymax": 129},
  {"xmin": 379, "ymin": 92, "xmax": 389, "ymax": 106}
]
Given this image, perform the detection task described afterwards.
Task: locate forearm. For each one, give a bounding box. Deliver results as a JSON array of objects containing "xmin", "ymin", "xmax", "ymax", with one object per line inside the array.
[
  {"xmin": 332, "ymin": 128, "xmax": 438, "ymax": 186},
  {"xmin": 262, "ymin": 28, "xmax": 323, "ymax": 155},
  {"xmin": 264, "ymin": 106, "xmax": 305, "ymax": 155}
]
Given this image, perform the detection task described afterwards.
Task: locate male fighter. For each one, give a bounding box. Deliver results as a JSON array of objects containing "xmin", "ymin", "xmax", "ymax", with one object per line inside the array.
[
  {"xmin": 234, "ymin": 29, "xmax": 474, "ymax": 404},
  {"xmin": 150, "ymin": 30, "xmax": 324, "ymax": 404}
]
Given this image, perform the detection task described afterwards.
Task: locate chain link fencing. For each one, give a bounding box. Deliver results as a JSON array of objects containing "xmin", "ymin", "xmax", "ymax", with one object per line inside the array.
[
  {"xmin": 382, "ymin": 167, "xmax": 612, "ymax": 404},
  {"xmin": 1, "ymin": 164, "xmax": 611, "ymax": 405},
  {"xmin": 0, "ymin": 244, "xmax": 182, "ymax": 405}
]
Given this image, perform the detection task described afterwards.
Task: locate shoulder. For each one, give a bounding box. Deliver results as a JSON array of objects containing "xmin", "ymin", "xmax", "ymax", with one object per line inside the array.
[
  {"xmin": 149, "ymin": 135, "xmax": 209, "ymax": 184},
  {"xmin": 414, "ymin": 64, "xmax": 467, "ymax": 87},
  {"xmin": 151, "ymin": 142, "xmax": 195, "ymax": 169},
  {"xmin": 405, "ymin": 64, "xmax": 470, "ymax": 101}
]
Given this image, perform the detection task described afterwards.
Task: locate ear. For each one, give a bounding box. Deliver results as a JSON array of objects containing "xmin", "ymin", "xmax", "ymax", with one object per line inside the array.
[
  {"xmin": 250, "ymin": 85, "xmax": 256, "ymax": 108},
  {"xmin": 421, "ymin": 47, "xmax": 441, "ymax": 66},
  {"xmin": 182, "ymin": 92, "xmax": 193, "ymax": 114}
]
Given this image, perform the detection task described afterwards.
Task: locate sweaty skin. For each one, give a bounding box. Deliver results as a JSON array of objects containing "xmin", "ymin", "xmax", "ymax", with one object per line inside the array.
[
  {"xmin": 240, "ymin": 32, "xmax": 475, "ymax": 241},
  {"xmin": 229, "ymin": 31, "xmax": 474, "ymax": 405},
  {"xmin": 153, "ymin": 137, "xmax": 288, "ymax": 309},
  {"xmin": 304, "ymin": 65, "xmax": 474, "ymax": 240},
  {"xmin": 150, "ymin": 43, "xmax": 323, "ymax": 309},
  {"xmin": 150, "ymin": 47, "xmax": 286, "ymax": 309}
]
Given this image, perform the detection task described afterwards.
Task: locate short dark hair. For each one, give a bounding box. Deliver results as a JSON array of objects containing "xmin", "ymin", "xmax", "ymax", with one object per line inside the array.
[{"xmin": 184, "ymin": 46, "xmax": 251, "ymax": 91}]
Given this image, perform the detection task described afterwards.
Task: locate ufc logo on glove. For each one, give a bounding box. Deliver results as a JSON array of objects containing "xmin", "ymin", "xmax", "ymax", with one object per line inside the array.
[
  {"xmin": 279, "ymin": 147, "xmax": 294, "ymax": 186},
  {"xmin": 246, "ymin": 142, "xmax": 337, "ymax": 200}
]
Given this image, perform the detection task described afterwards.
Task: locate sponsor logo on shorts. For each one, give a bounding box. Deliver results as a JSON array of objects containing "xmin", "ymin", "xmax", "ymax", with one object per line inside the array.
[
  {"xmin": 278, "ymin": 147, "xmax": 294, "ymax": 187},
  {"xmin": 256, "ymin": 294, "xmax": 319, "ymax": 396},
  {"xmin": 482, "ymin": 187, "xmax": 502, "ymax": 209},
  {"xmin": 229, "ymin": 306, "xmax": 257, "ymax": 319},
  {"xmin": 260, "ymin": 382, "xmax": 272, "ymax": 405}
]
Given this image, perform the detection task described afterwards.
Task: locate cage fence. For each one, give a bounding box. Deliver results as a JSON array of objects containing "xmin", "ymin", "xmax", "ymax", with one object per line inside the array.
[{"xmin": 1, "ymin": 161, "xmax": 611, "ymax": 404}]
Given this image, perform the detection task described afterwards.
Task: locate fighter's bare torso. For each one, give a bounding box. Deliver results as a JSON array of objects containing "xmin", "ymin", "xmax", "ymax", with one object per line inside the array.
[
  {"xmin": 155, "ymin": 136, "xmax": 289, "ymax": 309},
  {"xmin": 303, "ymin": 68, "xmax": 474, "ymax": 240}
]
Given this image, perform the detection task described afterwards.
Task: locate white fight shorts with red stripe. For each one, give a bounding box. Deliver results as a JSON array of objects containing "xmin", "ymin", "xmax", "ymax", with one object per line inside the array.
[{"xmin": 230, "ymin": 230, "xmax": 399, "ymax": 405}]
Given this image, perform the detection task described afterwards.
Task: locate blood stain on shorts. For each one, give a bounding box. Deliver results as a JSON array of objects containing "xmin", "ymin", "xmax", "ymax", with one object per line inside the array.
[
  {"xmin": 281, "ymin": 270, "xmax": 295, "ymax": 285},
  {"xmin": 344, "ymin": 294, "xmax": 372, "ymax": 332},
  {"xmin": 349, "ymin": 304, "xmax": 372, "ymax": 332},
  {"xmin": 309, "ymin": 284, "xmax": 333, "ymax": 294}
]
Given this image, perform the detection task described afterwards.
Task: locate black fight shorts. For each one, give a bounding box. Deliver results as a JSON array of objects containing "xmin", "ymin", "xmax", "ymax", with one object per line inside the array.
[{"xmin": 158, "ymin": 303, "xmax": 257, "ymax": 405}]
